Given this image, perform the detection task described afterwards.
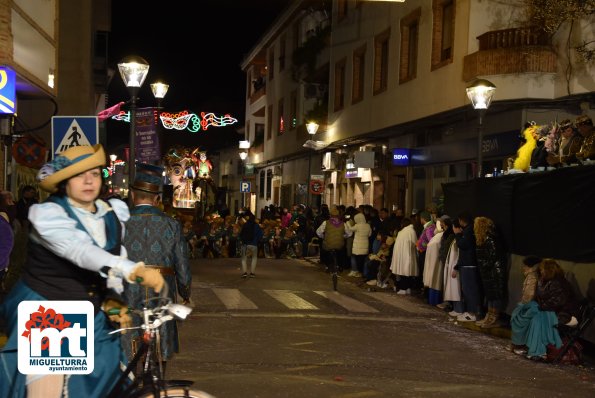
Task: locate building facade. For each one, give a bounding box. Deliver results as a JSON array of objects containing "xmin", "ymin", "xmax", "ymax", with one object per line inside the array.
[
  {"xmin": 0, "ymin": 0, "xmax": 111, "ymax": 195},
  {"xmin": 236, "ymin": 0, "xmax": 594, "ymax": 217}
]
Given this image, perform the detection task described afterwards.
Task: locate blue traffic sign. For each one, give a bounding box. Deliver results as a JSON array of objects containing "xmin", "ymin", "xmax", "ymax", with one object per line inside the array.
[
  {"xmin": 240, "ymin": 181, "xmax": 251, "ymax": 193},
  {"xmin": 0, "ymin": 67, "xmax": 16, "ymax": 114},
  {"xmin": 51, "ymin": 116, "xmax": 98, "ymax": 157}
]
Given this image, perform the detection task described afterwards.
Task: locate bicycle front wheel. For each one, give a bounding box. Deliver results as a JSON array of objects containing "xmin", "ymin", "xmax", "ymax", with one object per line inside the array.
[{"xmin": 136, "ymin": 387, "xmax": 216, "ymax": 398}]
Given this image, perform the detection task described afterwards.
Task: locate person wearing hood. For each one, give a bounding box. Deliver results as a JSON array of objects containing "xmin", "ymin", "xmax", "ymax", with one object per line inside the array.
[
  {"xmin": 345, "ymin": 212, "xmax": 371, "ymax": 278},
  {"xmin": 390, "ymin": 218, "xmax": 419, "ymax": 295}
]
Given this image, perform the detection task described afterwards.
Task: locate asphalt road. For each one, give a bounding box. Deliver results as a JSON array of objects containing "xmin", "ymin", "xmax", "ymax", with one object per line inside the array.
[{"xmin": 166, "ymin": 256, "xmax": 595, "ymax": 398}]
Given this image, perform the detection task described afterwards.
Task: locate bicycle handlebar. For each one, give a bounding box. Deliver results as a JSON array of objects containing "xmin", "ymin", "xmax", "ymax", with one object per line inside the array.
[{"xmin": 107, "ymin": 278, "xmax": 189, "ymax": 335}]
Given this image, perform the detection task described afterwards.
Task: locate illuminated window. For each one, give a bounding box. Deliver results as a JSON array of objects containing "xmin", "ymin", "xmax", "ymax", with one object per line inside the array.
[{"xmin": 278, "ymin": 98, "xmax": 285, "ymax": 135}]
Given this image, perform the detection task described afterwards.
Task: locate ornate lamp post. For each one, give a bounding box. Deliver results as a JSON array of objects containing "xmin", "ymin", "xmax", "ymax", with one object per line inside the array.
[
  {"xmin": 109, "ymin": 154, "xmax": 117, "ymax": 192},
  {"xmin": 150, "ymin": 81, "xmax": 169, "ymax": 110},
  {"xmin": 305, "ymin": 122, "xmax": 319, "ymax": 205},
  {"xmin": 466, "ymin": 79, "xmax": 496, "ymax": 178},
  {"xmin": 117, "ymin": 55, "xmax": 150, "ymax": 185}
]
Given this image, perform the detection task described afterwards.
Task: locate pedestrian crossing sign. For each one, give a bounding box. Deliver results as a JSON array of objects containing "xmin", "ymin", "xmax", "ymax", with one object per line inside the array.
[{"xmin": 51, "ymin": 116, "xmax": 98, "ymax": 158}]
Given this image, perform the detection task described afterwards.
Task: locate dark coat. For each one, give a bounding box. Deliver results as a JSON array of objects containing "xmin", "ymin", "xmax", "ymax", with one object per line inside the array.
[
  {"xmin": 454, "ymin": 224, "xmax": 476, "ymax": 269},
  {"xmin": 475, "ymin": 234, "xmax": 507, "ymax": 301},
  {"xmin": 536, "ymin": 276, "xmax": 579, "ymax": 325}
]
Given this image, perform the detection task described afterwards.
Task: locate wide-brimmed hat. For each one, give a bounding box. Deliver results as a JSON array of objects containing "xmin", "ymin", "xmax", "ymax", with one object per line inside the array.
[
  {"xmin": 131, "ymin": 162, "xmax": 164, "ymax": 194},
  {"xmin": 37, "ymin": 144, "xmax": 106, "ymax": 193}
]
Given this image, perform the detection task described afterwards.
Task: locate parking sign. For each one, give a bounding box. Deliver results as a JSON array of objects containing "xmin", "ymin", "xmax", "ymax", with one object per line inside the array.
[{"xmin": 240, "ymin": 181, "xmax": 251, "ymax": 193}]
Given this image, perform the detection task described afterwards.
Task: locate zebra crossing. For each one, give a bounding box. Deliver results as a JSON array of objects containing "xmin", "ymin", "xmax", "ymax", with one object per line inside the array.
[{"xmin": 193, "ymin": 287, "xmax": 438, "ymax": 316}]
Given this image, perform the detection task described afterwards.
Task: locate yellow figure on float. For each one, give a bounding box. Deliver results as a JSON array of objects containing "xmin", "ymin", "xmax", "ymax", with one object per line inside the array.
[{"xmin": 513, "ymin": 123, "xmax": 539, "ymax": 172}]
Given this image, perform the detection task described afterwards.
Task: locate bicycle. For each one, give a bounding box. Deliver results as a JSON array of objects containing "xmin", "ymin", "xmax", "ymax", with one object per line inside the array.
[{"xmin": 106, "ymin": 285, "xmax": 214, "ymax": 398}]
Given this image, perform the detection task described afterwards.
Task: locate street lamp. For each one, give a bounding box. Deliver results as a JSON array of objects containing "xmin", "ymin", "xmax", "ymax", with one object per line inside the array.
[
  {"xmin": 150, "ymin": 81, "xmax": 169, "ymax": 109},
  {"xmin": 466, "ymin": 79, "xmax": 496, "ymax": 178},
  {"xmin": 118, "ymin": 55, "xmax": 150, "ymax": 185},
  {"xmin": 307, "ymin": 121, "xmax": 319, "ymax": 135},
  {"xmin": 109, "ymin": 154, "xmax": 117, "ymax": 192}
]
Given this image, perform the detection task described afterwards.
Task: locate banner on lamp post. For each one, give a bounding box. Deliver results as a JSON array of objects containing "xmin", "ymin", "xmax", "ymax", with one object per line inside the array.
[{"xmin": 135, "ymin": 107, "xmax": 161, "ymax": 163}]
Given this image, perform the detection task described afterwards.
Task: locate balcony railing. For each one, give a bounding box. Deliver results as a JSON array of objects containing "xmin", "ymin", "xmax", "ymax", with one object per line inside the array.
[
  {"xmin": 477, "ymin": 27, "xmax": 550, "ymax": 50},
  {"xmin": 463, "ymin": 27, "xmax": 556, "ymax": 81}
]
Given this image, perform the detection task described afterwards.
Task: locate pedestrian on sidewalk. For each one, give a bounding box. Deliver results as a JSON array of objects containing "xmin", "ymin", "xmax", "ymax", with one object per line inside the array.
[
  {"xmin": 473, "ymin": 216, "xmax": 507, "ymax": 328},
  {"xmin": 453, "ymin": 211, "xmax": 482, "ymax": 322},
  {"xmin": 240, "ymin": 211, "xmax": 264, "ymax": 278}
]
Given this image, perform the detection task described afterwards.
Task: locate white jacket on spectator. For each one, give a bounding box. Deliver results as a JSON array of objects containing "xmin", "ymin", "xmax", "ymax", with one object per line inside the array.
[
  {"xmin": 390, "ymin": 224, "xmax": 418, "ymax": 276},
  {"xmin": 346, "ymin": 213, "xmax": 371, "ymax": 255}
]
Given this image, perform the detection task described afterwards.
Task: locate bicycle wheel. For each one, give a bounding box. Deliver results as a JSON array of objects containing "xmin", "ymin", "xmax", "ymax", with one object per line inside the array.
[
  {"xmin": 331, "ymin": 250, "xmax": 338, "ymax": 291},
  {"xmin": 136, "ymin": 387, "xmax": 216, "ymax": 398}
]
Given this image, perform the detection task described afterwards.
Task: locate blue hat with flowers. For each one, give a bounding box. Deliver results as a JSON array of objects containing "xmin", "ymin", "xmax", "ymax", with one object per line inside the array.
[{"xmin": 131, "ymin": 162, "xmax": 164, "ymax": 194}]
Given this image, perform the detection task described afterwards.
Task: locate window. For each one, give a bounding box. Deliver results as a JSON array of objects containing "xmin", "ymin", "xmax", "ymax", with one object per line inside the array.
[
  {"xmin": 268, "ymin": 47, "xmax": 275, "ymax": 81},
  {"xmin": 290, "ymin": 90, "xmax": 297, "ymax": 129},
  {"xmin": 279, "ymin": 34, "xmax": 286, "ymax": 71},
  {"xmin": 278, "ymin": 98, "xmax": 285, "ymax": 135},
  {"xmin": 400, "ymin": 8, "xmax": 420, "ymax": 84},
  {"xmin": 254, "ymin": 123, "xmax": 265, "ymax": 148},
  {"xmin": 266, "ymin": 169, "xmax": 273, "ymax": 200},
  {"xmin": 337, "ymin": 0, "xmax": 347, "ymax": 21},
  {"xmin": 373, "ymin": 29, "xmax": 390, "ymax": 95},
  {"xmin": 259, "ymin": 170, "xmax": 265, "ymax": 198},
  {"xmin": 267, "ymin": 104, "xmax": 273, "ymax": 140},
  {"xmin": 431, "ymin": 0, "xmax": 455, "ymax": 70},
  {"xmin": 352, "ymin": 45, "xmax": 366, "ymax": 104},
  {"xmin": 334, "ymin": 58, "xmax": 346, "ymax": 111}
]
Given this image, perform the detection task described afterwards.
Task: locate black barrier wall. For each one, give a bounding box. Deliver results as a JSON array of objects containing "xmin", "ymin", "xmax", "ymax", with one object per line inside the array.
[{"xmin": 442, "ymin": 165, "xmax": 595, "ymax": 263}]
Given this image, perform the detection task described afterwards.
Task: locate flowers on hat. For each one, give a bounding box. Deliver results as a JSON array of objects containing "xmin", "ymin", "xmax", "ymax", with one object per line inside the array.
[{"xmin": 36, "ymin": 155, "xmax": 75, "ymax": 183}]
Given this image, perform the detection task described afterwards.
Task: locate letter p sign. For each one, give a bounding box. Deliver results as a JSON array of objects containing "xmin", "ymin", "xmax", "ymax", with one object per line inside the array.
[{"xmin": 240, "ymin": 181, "xmax": 251, "ymax": 193}]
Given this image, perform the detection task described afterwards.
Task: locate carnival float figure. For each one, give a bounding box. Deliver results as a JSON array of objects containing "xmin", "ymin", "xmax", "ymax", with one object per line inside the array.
[{"xmin": 512, "ymin": 122, "xmax": 539, "ymax": 172}]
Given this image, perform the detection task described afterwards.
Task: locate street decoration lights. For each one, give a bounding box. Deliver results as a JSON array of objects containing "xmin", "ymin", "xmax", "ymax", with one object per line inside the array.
[
  {"xmin": 118, "ymin": 55, "xmax": 150, "ymax": 184},
  {"xmin": 466, "ymin": 79, "xmax": 496, "ymax": 178},
  {"xmin": 239, "ymin": 151, "xmax": 248, "ymax": 160}
]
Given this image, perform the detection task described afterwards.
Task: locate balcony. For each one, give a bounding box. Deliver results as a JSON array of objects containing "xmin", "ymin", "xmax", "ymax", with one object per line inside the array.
[{"xmin": 463, "ymin": 27, "xmax": 556, "ymax": 81}]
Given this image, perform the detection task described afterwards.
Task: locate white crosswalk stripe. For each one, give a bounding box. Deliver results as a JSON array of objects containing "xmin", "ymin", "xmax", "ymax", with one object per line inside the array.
[
  {"xmin": 362, "ymin": 292, "xmax": 436, "ymax": 314},
  {"xmin": 211, "ymin": 288, "xmax": 257, "ymax": 310},
  {"xmin": 314, "ymin": 291, "xmax": 379, "ymax": 313},
  {"xmin": 264, "ymin": 290, "xmax": 319, "ymax": 310},
  {"xmin": 203, "ymin": 288, "xmax": 430, "ymax": 315}
]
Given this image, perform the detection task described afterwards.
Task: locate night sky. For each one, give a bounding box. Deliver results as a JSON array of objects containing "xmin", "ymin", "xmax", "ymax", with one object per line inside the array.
[{"xmin": 106, "ymin": 0, "xmax": 291, "ymax": 154}]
